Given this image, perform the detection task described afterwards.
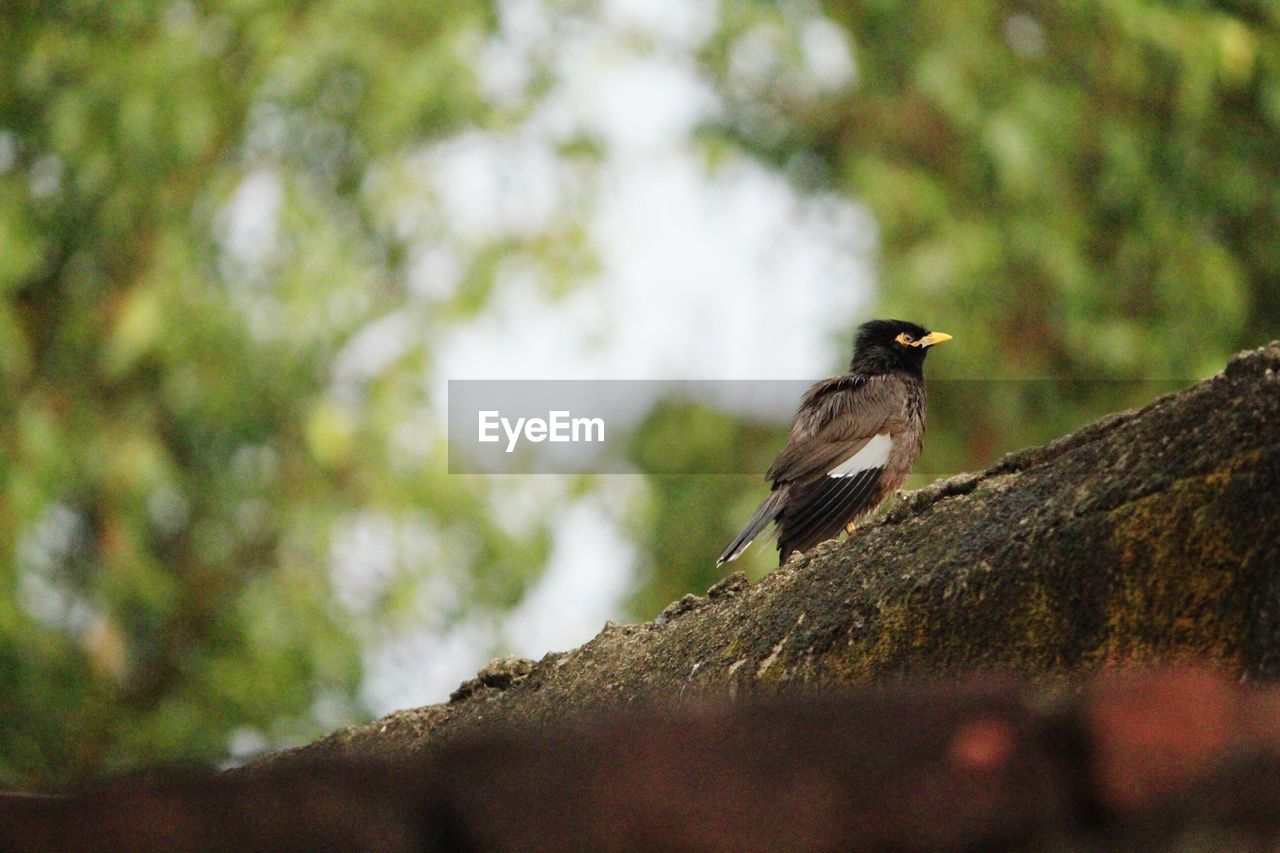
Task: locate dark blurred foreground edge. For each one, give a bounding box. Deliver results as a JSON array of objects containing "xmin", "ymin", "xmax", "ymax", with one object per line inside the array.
[{"xmin": 2, "ymin": 669, "xmax": 1280, "ymax": 851}]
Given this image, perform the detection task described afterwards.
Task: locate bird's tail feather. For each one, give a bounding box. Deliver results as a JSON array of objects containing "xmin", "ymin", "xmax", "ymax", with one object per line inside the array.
[{"xmin": 717, "ymin": 489, "xmax": 786, "ymax": 566}]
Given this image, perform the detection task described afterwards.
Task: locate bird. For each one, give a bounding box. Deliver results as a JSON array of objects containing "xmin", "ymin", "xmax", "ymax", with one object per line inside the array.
[{"xmin": 718, "ymin": 319, "xmax": 951, "ymax": 566}]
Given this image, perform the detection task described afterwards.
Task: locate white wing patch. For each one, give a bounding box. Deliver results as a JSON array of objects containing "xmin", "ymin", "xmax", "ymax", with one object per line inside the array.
[{"xmin": 828, "ymin": 433, "xmax": 893, "ymax": 478}]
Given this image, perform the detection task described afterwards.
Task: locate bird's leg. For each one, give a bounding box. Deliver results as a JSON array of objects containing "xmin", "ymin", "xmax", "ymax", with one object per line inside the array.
[{"xmin": 843, "ymin": 520, "xmax": 874, "ymax": 540}]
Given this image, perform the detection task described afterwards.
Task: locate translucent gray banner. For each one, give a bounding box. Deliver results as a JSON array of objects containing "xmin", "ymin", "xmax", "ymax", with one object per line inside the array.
[{"xmin": 447, "ymin": 379, "xmax": 1189, "ymax": 475}]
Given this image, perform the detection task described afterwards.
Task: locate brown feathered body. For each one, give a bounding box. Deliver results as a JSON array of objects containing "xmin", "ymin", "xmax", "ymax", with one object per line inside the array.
[
  {"xmin": 767, "ymin": 374, "xmax": 925, "ymax": 560},
  {"xmin": 718, "ymin": 319, "xmax": 946, "ymax": 567}
]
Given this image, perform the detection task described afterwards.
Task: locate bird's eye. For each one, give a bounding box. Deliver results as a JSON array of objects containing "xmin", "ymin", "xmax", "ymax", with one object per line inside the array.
[{"xmin": 895, "ymin": 332, "xmax": 915, "ymax": 346}]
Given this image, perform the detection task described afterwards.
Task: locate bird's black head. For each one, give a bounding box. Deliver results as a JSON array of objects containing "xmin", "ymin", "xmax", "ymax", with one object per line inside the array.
[{"xmin": 850, "ymin": 319, "xmax": 952, "ymax": 377}]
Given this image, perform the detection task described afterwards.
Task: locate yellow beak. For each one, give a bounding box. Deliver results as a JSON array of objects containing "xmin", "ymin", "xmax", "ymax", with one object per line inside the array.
[{"xmin": 917, "ymin": 331, "xmax": 952, "ymax": 348}]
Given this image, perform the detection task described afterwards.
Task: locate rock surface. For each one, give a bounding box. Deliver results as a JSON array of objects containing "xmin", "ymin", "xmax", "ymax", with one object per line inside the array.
[
  {"xmin": 262, "ymin": 342, "xmax": 1280, "ymax": 767},
  {"xmin": 5, "ymin": 344, "xmax": 1280, "ymax": 851}
]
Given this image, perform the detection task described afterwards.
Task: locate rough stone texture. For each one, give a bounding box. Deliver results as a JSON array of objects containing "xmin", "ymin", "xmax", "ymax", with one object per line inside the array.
[
  {"xmin": 260, "ymin": 342, "xmax": 1280, "ymax": 768},
  {"xmin": 6, "ymin": 345, "xmax": 1280, "ymax": 851}
]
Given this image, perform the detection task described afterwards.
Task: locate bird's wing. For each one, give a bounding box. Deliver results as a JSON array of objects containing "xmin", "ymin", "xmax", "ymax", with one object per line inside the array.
[
  {"xmin": 768, "ymin": 375, "xmax": 907, "ymax": 560},
  {"xmin": 718, "ymin": 375, "xmax": 904, "ymax": 566},
  {"xmin": 777, "ymin": 465, "xmax": 884, "ymax": 559},
  {"xmin": 765, "ymin": 375, "xmax": 900, "ymax": 485}
]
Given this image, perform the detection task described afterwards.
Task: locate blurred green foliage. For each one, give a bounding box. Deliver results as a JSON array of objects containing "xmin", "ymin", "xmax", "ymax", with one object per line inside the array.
[
  {"xmin": 0, "ymin": 0, "xmax": 549, "ymax": 787},
  {"xmin": 2, "ymin": 0, "xmax": 1278, "ymax": 787},
  {"xmin": 697, "ymin": 0, "xmax": 1280, "ymax": 575}
]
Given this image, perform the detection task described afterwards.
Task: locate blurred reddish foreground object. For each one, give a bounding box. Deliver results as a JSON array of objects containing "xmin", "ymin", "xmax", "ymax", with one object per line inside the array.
[{"xmin": 2, "ymin": 665, "xmax": 1279, "ymax": 852}]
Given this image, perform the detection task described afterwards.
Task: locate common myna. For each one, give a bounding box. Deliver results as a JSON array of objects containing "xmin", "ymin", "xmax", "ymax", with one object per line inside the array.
[{"xmin": 718, "ymin": 320, "xmax": 951, "ymax": 566}]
